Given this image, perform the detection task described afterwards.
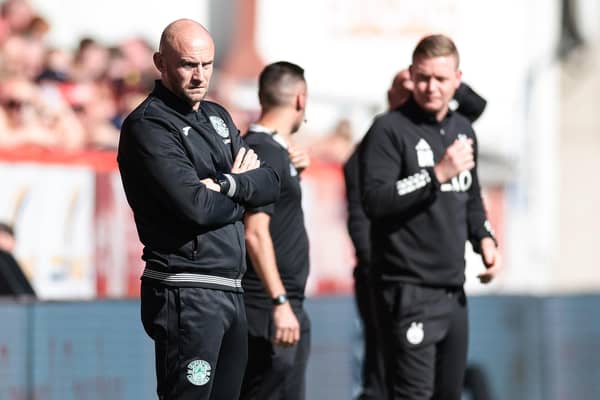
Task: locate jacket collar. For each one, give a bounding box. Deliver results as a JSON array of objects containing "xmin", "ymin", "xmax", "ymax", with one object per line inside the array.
[
  {"xmin": 248, "ymin": 123, "xmax": 288, "ymax": 149},
  {"xmin": 151, "ymin": 80, "xmax": 198, "ymax": 117},
  {"xmin": 400, "ymin": 96, "xmax": 454, "ymax": 125}
]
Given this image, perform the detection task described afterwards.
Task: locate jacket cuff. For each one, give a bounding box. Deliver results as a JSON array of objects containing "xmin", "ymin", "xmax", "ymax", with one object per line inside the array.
[
  {"xmin": 470, "ymin": 221, "xmax": 498, "ymax": 253},
  {"xmin": 424, "ymin": 167, "xmax": 441, "ymax": 193},
  {"xmin": 222, "ymin": 174, "xmax": 237, "ymax": 197}
]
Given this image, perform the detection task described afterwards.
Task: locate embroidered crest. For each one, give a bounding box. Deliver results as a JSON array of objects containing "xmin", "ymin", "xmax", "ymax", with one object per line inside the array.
[
  {"xmin": 406, "ymin": 322, "xmax": 424, "ymax": 345},
  {"xmin": 186, "ymin": 359, "xmax": 211, "ymax": 386},
  {"xmin": 415, "ymin": 139, "xmax": 434, "ymax": 167},
  {"xmin": 209, "ymin": 116, "xmax": 230, "ymax": 138}
]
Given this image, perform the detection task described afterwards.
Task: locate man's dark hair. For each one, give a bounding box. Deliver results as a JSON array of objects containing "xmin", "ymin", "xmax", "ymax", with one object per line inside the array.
[
  {"xmin": 258, "ymin": 61, "xmax": 305, "ymax": 109},
  {"xmin": 0, "ymin": 222, "xmax": 14, "ymax": 238},
  {"xmin": 412, "ymin": 34, "xmax": 460, "ymax": 69}
]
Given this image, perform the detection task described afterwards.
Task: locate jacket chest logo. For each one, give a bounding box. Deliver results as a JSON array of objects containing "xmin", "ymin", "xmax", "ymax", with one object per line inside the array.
[
  {"xmin": 182, "ymin": 126, "xmax": 191, "ymax": 136},
  {"xmin": 209, "ymin": 116, "xmax": 231, "ymax": 144},
  {"xmin": 415, "ymin": 138, "xmax": 434, "ymax": 167}
]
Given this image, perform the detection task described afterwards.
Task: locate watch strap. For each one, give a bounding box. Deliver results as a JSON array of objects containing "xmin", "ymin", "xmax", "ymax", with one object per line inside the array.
[{"xmin": 272, "ymin": 293, "xmax": 288, "ymax": 305}]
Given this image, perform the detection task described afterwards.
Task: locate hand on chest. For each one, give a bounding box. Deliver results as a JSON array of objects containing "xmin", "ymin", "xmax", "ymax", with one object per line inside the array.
[{"xmin": 408, "ymin": 127, "xmax": 473, "ymax": 194}]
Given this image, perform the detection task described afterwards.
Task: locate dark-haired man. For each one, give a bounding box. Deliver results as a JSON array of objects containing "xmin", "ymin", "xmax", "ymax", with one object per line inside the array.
[
  {"xmin": 240, "ymin": 61, "xmax": 311, "ymax": 400},
  {"xmin": 359, "ymin": 34, "xmax": 501, "ymax": 399}
]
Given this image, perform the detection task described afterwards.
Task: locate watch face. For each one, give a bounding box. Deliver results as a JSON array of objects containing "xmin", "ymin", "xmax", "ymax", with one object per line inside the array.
[{"xmin": 216, "ymin": 175, "xmax": 230, "ymax": 194}]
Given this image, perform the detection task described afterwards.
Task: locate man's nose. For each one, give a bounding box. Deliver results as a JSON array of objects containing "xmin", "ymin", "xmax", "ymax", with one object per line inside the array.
[
  {"xmin": 427, "ymin": 77, "xmax": 438, "ymax": 91},
  {"xmin": 192, "ymin": 65, "xmax": 204, "ymax": 81}
]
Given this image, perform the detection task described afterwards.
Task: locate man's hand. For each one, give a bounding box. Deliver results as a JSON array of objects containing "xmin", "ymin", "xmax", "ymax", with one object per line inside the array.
[
  {"xmin": 200, "ymin": 178, "xmax": 220, "ymax": 192},
  {"xmin": 433, "ymin": 138, "xmax": 474, "ymax": 183},
  {"xmin": 478, "ymin": 237, "xmax": 502, "ymax": 284},
  {"xmin": 288, "ymin": 145, "xmax": 310, "ymax": 173},
  {"xmin": 273, "ymin": 302, "xmax": 300, "ymax": 347},
  {"xmin": 388, "ymin": 69, "xmax": 414, "ymax": 110},
  {"xmin": 231, "ymin": 147, "xmax": 260, "ymax": 173}
]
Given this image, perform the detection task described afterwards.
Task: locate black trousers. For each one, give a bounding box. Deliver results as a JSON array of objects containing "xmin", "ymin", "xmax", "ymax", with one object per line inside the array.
[
  {"xmin": 239, "ymin": 303, "xmax": 311, "ymax": 400},
  {"xmin": 354, "ymin": 266, "xmax": 386, "ymax": 400},
  {"xmin": 375, "ymin": 282, "xmax": 468, "ymax": 400},
  {"xmin": 141, "ymin": 284, "xmax": 248, "ymax": 400}
]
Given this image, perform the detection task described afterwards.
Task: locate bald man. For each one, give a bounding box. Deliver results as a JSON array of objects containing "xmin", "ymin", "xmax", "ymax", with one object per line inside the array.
[{"xmin": 118, "ymin": 19, "xmax": 280, "ymax": 400}]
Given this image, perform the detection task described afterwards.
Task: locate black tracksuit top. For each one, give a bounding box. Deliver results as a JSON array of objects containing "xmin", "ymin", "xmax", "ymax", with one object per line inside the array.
[
  {"xmin": 359, "ymin": 98, "xmax": 495, "ymax": 287},
  {"xmin": 118, "ymin": 81, "xmax": 280, "ymax": 291}
]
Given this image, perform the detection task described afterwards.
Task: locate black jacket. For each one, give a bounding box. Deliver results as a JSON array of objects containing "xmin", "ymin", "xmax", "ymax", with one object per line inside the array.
[
  {"xmin": 346, "ymin": 86, "xmax": 487, "ymax": 279},
  {"xmin": 118, "ymin": 81, "xmax": 280, "ymax": 292},
  {"xmin": 359, "ymin": 99, "xmax": 495, "ymax": 287}
]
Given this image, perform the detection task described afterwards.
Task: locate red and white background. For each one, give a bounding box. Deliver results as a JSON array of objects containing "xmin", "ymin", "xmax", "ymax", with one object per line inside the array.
[
  {"xmin": 0, "ymin": 150, "xmax": 143, "ymax": 299},
  {"xmin": 15, "ymin": 0, "xmax": 600, "ymax": 295}
]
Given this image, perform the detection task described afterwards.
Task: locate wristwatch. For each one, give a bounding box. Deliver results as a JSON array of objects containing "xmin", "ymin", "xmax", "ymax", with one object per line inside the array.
[
  {"xmin": 214, "ymin": 173, "xmax": 231, "ymax": 195},
  {"xmin": 272, "ymin": 293, "xmax": 288, "ymax": 305}
]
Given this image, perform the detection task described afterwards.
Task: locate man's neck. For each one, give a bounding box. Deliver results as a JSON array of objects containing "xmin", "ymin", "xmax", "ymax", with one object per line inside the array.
[
  {"xmin": 255, "ymin": 112, "xmax": 293, "ymax": 142},
  {"xmin": 435, "ymin": 108, "xmax": 449, "ymax": 122}
]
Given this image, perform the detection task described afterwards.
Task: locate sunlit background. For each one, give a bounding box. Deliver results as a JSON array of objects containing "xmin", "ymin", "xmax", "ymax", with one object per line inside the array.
[{"xmin": 0, "ymin": 0, "xmax": 599, "ymax": 398}]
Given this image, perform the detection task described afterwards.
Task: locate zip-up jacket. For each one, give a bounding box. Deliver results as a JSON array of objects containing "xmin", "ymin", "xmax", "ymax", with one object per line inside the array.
[
  {"xmin": 359, "ymin": 98, "xmax": 495, "ymax": 287},
  {"xmin": 118, "ymin": 81, "xmax": 280, "ymax": 292}
]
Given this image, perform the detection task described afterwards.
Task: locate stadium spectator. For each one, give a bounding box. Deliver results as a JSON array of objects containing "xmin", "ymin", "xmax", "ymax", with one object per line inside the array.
[
  {"xmin": 37, "ymin": 47, "xmax": 72, "ymax": 83},
  {"xmin": 0, "ymin": 76, "xmax": 55, "ymax": 147},
  {"xmin": 0, "ymin": 76, "xmax": 85, "ymax": 150},
  {"xmin": 62, "ymin": 81, "xmax": 120, "ymax": 149},
  {"xmin": 71, "ymin": 37, "xmax": 110, "ymax": 82},
  {"xmin": 0, "ymin": 222, "xmax": 36, "ymax": 297},
  {"xmin": 0, "ymin": 222, "xmax": 15, "ymax": 253},
  {"xmin": 1, "ymin": 34, "xmax": 45, "ymax": 79},
  {"xmin": 0, "ymin": 0, "xmax": 35, "ymax": 37}
]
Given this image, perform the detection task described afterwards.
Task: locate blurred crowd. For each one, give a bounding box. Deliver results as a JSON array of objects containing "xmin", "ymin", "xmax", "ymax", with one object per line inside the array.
[
  {"xmin": 0, "ymin": 0, "xmax": 355, "ymax": 162},
  {"xmin": 0, "ymin": 0, "xmax": 157, "ymax": 152}
]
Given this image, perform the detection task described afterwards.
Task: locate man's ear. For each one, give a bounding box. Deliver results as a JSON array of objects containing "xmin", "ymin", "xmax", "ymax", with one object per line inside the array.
[
  {"xmin": 153, "ymin": 52, "xmax": 163, "ymax": 72},
  {"xmin": 296, "ymin": 91, "xmax": 306, "ymax": 112},
  {"xmin": 455, "ymin": 69, "xmax": 462, "ymax": 89}
]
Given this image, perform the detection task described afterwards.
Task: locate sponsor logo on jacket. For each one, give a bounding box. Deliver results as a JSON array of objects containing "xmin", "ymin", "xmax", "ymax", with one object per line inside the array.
[{"xmin": 441, "ymin": 171, "xmax": 472, "ymax": 192}]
